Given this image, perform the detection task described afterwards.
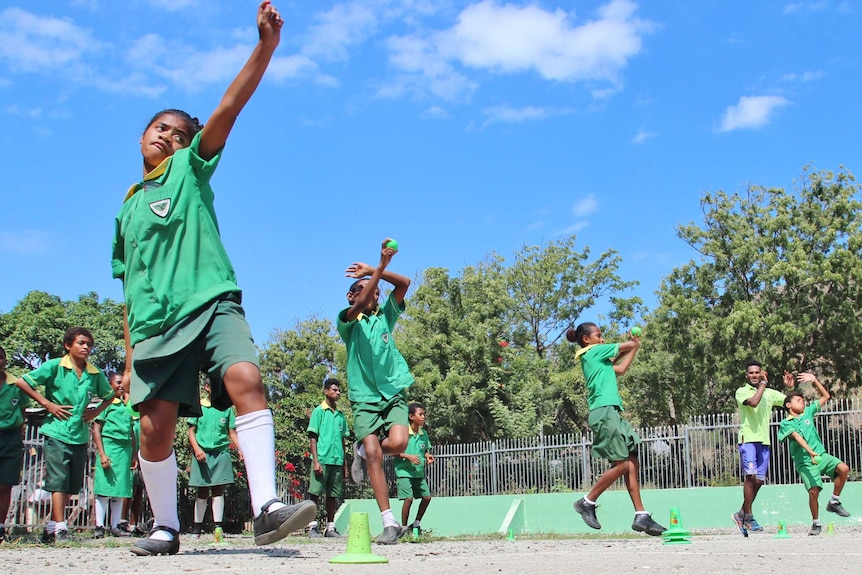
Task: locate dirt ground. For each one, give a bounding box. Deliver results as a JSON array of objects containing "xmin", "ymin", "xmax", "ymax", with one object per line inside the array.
[{"xmin": 1, "ymin": 527, "xmax": 858, "ymax": 575}]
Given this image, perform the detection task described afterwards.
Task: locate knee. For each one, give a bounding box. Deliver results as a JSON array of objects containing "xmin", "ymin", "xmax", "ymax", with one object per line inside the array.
[
  {"xmin": 837, "ymin": 462, "xmax": 850, "ymax": 476},
  {"xmin": 422, "ymin": 496, "xmax": 432, "ymax": 504},
  {"xmin": 364, "ymin": 441, "xmax": 383, "ymax": 464}
]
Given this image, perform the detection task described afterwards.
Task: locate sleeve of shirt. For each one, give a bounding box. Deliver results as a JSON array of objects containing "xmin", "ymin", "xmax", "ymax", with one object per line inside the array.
[
  {"xmin": 778, "ymin": 418, "xmax": 795, "ymax": 442},
  {"xmin": 426, "ymin": 431, "xmax": 432, "ymax": 452},
  {"xmin": 806, "ymin": 402, "xmax": 821, "ymax": 417},
  {"xmin": 94, "ymin": 371, "xmax": 114, "ymax": 401},
  {"xmin": 187, "ymin": 131, "xmax": 222, "ymax": 182},
  {"xmin": 589, "ymin": 343, "xmax": 620, "ymax": 362},
  {"xmin": 187, "ymin": 417, "xmax": 199, "ymax": 428},
  {"xmin": 768, "ymin": 389, "xmax": 786, "ymax": 407},
  {"xmin": 736, "ymin": 386, "xmax": 755, "ymax": 407},
  {"xmin": 342, "ymin": 414, "xmax": 350, "ymax": 438},
  {"xmin": 336, "ymin": 309, "xmax": 353, "ymax": 341},
  {"xmin": 111, "ymin": 212, "xmax": 126, "ymax": 280},
  {"xmin": 227, "ymin": 409, "xmax": 236, "ymax": 430},
  {"xmin": 22, "ymin": 359, "xmax": 59, "ymax": 391},
  {"xmin": 307, "ymin": 406, "xmax": 321, "ymax": 436},
  {"xmin": 95, "ymin": 406, "xmax": 109, "ymax": 424},
  {"xmin": 382, "ymin": 293, "xmax": 406, "ymax": 328}
]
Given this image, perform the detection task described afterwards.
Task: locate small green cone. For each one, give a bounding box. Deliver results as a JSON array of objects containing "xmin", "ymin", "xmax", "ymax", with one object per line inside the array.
[
  {"xmin": 661, "ymin": 507, "xmax": 692, "ymax": 545},
  {"xmin": 507, "ymin": 528, "xmax": 515, "ymax": 541},
  {"xmin": 774, "ymin": 520, "xmax": 792, "ymax": 538},
  {"xmin": 329, "ymin": 513, "xmax": 389, "ymax": 564}
]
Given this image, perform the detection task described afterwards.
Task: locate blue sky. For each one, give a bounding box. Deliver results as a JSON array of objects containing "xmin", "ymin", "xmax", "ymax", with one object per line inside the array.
[{"xmin": 1, "ymin": 0, "xmax": 859, "ymax": 344}]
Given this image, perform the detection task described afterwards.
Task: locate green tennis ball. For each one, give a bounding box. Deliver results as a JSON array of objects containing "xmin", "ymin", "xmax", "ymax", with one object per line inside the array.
[
  {"xmin": 386, "ymin": 239, "xmax": 399, "ymax": 250},
  {"xmin": 630, "ymin": 326, "xmax": 642, "ymax": 337},
  {"xmin": 813, "ymin": 455, "xmax": 822, "ymax": 464}
]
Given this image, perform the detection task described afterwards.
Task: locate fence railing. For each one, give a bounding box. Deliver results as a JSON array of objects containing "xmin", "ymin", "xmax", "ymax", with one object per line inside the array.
[{"xmin": 8, "ymin": 398, "xmax": 862, "ymax": 530}]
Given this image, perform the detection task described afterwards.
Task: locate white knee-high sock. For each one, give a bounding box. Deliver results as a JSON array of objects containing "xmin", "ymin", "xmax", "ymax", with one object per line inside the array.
[
  {"xmin": 212, "ymin": 495, "xmax": 225, "ymax": 523},
  {"xmin": 110, "ymin": 498, "xmax": 124, "ymax": 528},
  {"xmin": 138, "ymin": 451, "xmax": 180, "ymax": 534},
  {"xmin": 195, "ymin": 497, "xmax": 208, "ymax": 523},
  {"xmin": 95, "ymin": 496, "xmax": 109, "ymax": 527},
  {"xmin": 235, "ymin": 410, "xmax": 282, "ymax": 515}
]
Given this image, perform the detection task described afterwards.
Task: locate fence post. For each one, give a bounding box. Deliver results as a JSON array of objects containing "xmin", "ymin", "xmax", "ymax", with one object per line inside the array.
[
  {"xmin": 490, "ymin": 441, "xmax": 498, "ymax": 495},
  {"xmin": 580, "ymin": 433, "xmax": 590, "ymax": 489},
  {"xmin": 683, "ymin": 426, "xmax": 693, "ymax": 489}
]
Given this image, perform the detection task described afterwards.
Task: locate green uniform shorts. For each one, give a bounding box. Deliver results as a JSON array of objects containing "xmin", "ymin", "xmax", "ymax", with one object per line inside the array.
[
  {"xmin": 0, "ymin": 428, "xmax": 24, "ymax": 485},
  {"xmin": 131, "ymin": 295, "xmax": 259, "ymax": 418},
  {"xmin": 94, "ymin": 438, "xmax": 133, "ymax": 497},
  {"xmin": 43, "ymin": 436, "xmax": 88, "ymax": 494},
  {"xmin": 796, "ymin": 452, "xmax": 842, "ymax": 490},
  {"xmin": 397, "ymin": 476, "xmax": 430, "ymax": 499},
  {"xmin": 189, "ymin": 449, "xmax": 235, "ymax": 487},
  {"xmin": 351, "ymin": 392, "xmax": 409, "ymax": 442},
  {"xmin": 589, "ymin": 405, "xmax": 641, "ymax": 462},
  {"xmin": 308, "ymin": 464, "xmax": 345, "ymax": 498}
]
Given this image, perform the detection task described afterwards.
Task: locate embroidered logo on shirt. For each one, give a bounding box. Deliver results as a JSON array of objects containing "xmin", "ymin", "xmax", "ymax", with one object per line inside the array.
[
  {"xmin": 11, "ymin": 398, "xmax": 18, "ymax": 407},
  {"xmin": 220, "ymin": 417, "xmax": 227, "ymax": 424},
  {"xmin": 149, "ymin": 199, "xmax": 171, "ymax": 218},
  {"xmin": 803, "ymin": 419, "xmax": 811, "ymax": 426},
  {"xmin": 382, "ymin": 333, "xmax": 390, "ymax": 343}
]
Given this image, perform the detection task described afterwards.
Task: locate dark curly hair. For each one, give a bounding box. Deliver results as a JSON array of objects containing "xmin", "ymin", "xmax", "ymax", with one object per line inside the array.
[{"xmin": 144, "ymin": 109, "xmax": 203, "ymax": 137}]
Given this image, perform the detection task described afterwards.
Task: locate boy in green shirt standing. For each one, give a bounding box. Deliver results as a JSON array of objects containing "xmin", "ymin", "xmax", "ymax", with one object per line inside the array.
[
  {"xmin": 337, "ymin": 238, "xmax": 412, "ymax": 545},
  {"xmin": 567, "ymin": 322, "xmax": 666, "ymax": 536},
  {"xmin": 188, "ymin": 380, "xmax": 238, "ymax": 540},
  {"xmin": 732, "ymin": 361, "xmax": 791, "ymax": 536},
  {"xmin": 306, "ymin": 378, "xmax": 349, "ymax": 538},
  {"xmin": 779, "ymin": 371, "xmax": 851, "ymax": 535},
  {"xmin": 0, "ymin": 345, "xmax": 31, "ymax": 542},
  {"xmin": 395, "ymin": 403, "xmax": 435, "ymax": 536},
  {"xmin": 14, "ymin": 327, "xmax": 115, "ymax": 542}
]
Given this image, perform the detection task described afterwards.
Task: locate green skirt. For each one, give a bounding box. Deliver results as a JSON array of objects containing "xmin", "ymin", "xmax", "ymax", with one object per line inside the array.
[
  {"xmin": 94, "ymin": 438, "xmax": 133, "ymax": 497},
  {"xmin": 189, "ymin": 449, "xmax": 235, "ymax": 487}
]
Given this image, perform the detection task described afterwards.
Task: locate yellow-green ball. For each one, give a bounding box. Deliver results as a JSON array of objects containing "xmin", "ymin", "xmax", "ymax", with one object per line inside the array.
[
  {"xmin": 386, "ymin": 239, "xmax": 399, "ymax": 250},
  {"xmin": 631, "ymin": 326, "xmax": 642, "ymax": 337}
]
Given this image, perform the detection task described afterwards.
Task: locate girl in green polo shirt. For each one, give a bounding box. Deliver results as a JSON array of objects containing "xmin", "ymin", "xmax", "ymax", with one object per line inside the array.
[
  {"xmin": 112, "ymin": 2, "xmax": 315, "ymax": 556},
  {"xmin": 0, "ymin": 345, "xmax": 31, "ymax": 543}
]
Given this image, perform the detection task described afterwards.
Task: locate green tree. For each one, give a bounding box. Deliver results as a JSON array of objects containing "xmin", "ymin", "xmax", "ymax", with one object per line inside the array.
[{"xmin": 635, "ymin": 167, "xmax": 862, "ymax": 422}]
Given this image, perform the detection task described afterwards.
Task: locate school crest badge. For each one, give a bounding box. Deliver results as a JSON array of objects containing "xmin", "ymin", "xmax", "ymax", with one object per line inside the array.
[
  {"xmin": 382, "ymin": 333, "xmax": 390, "ymax": 344},
  {"xmin": 149, "ymin": 199, "xmax": 171, "ymax": 218},
  {"xmin": 11, "ymin": 398, "xmax": 18, "ymax": 407}
]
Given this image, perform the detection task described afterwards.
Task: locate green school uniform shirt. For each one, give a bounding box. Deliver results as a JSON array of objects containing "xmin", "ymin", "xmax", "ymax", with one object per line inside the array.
[
  {"xmin": 112, "ymin": 131, "xmax": 240, "ymax": 347},
  {"xmin": 778, "ymin": 402, "xmax": 825, "ymax": 465},
  {"xmin": 0, "ymin": 372, "xmax": 31, "ymax": 430},
  {"xmin": 337, "ymin": 294, "xmax": 414, "ymax": 403},
  {"xmin": 188, "ymin": 398, "xmax": 235, "ymax": 451},
  {"xmin": 95, "ymin": 398, "xmax": 134, "ymax": 443},
  {"xmin": 578, "ymin": 343, "xmax": 623, "ymax": 411},
  {"xmin": 307, "ymin": 401, "xmax": 349, "ymax": 466},
  {"xmin": 22, "ymin": 356, "xmax": 113, "ymax": 445},
  {"xmin": 735, "ymin": 383, "xmax": 785, "ymax": 445},
  {"xmin": 394, "ymin": 426, "xmax": 432, "ymax": 479}
]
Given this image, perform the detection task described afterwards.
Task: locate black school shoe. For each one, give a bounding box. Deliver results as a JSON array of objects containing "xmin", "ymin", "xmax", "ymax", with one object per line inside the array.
[
  {"xmin": 130, "ymin": 526, "xmax": 180, "ymax": 556},
  {"xmin": 574, "ymin": 498, "xmax": 601, "ymax": 530},
  {"xmin": 253, "ymin": 499, "xmax": 318, "ymax": 546},
  {"xmin": 632, "ymin": 513, "xmax": 666, "ymax": 536}
]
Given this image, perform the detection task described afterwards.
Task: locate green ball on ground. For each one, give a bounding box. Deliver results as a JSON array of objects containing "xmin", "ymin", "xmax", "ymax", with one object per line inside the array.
[
  {"xmin": 631, "ymin": 326, "xmax": 642, "ymax": 337},
  {"xmin": 386, "ymin": 239, "xmax": 399, "ymax": 250}
]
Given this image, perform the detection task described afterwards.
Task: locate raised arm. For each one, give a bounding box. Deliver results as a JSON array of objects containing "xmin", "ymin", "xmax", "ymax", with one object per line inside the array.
[
  {"xmin": 613, "ymin": 336, "xmax": 641, "ymax": 375},
  {"xmin": 342, "ymin": 240, "xmax": 398, "ymax": 322},
  {"xmin": 198, "ymin": 1, "xmax": 283, "ymax": 161},
  {"xmin": 797, "ymin": 372, "xmax": 830, "ymax": 407}
]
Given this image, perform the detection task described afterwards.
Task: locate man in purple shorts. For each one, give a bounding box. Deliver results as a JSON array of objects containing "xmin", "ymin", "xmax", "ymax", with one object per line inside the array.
[{"xmin": 732, "ymin": 361, "xmax": 792, "ymax": 536}]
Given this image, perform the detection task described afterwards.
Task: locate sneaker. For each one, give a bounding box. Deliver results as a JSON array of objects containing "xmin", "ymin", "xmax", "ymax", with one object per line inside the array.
[
  {"xmin": 375, "ymin": 525, "xmax": 407, "ymax": 545},
  {"xmin": 191, "ymin": 523, "xmax": 202, "ymax": 539},
  {"xmin": 731, "ymin": 512, "xmax": 749, "ymax": 537},
  {"xmin": 115, "ymin": 521, "xmax": 130, "ymax": 534},
  {"xmin": 130, "ymin": 527, "xmax": 180, "ymax": 556},
  {"xmin": 93, "ymin": 526, "xmax": 105, "ymax": 539},
  {"xmin": 744, "ymin": 516, "xmax": 763, "ymax": 533},
  {"xmin": 55, "ymin": 529, "xmax": 70, "ymax": 542},
  {"xmin": 350, "ymin": 442, "xmax": 367, "ymax": 484},
  {"xmin": 111, "ymin": 526, "xmax": 132, "ymax": 538},
  {"xmin": 252, "ymin": 499, "xmax": 318, "ymax": 546},
  {"xmin": 308, "ymin": 526, "xmax": 322, "ymax": 538},
  {"xmin": 40, "ymin": 529, "xmax": 55, "ymax": 544},
  {"xmin": 324, "ymin": 527, "xmax": 345, "ymax": 538},
  {"xmin": 827, "ymin": 500, "xmax": 850, "ymax": 517},
  {"xmin": 632, "ymin": 513, "xmax": 666, "ymax": 536},
  {"xmin": 809, "ymin": 523, "xmax": 822, "ymax": 536},
  {"xmin": 0, "ymin": 526, "xmax": 6, "ymax": 542},
  {"xmin": 574, "ymin": 498, "xmax": 601, "ymax": 530},
  {"xmin": 132, "ymin": 525, "xmax": 147, "ymax": 537}
]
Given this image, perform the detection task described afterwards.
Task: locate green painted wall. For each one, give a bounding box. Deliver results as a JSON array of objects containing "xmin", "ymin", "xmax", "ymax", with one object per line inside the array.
[{"xmin": 339, "ymin": 483, "xmax": 862, "ymax": 536}]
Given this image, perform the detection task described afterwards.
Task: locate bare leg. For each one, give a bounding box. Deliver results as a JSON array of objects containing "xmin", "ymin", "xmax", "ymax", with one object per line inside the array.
[
  {"xmin": 622, "ymin": 455, "xmax": 645, "ymax": 511},
  {"xmin": 363, "ymin": 435, "xmax": 390, "ymax": 513},
  {"xmin": 740, "ymin": 476, "xmax": 763, "ymax": 515},
  {"xmin": 50, "ymin": 492, "xmax": 68, "ymax": 523},
  {"xmin": 833, "ymin": 463, "xmax": 849, "ymax": 497},
  {"xmin": 380, "ymin": 424, "xmax": 408, "ymax": 455},
  {"xmin": 0, "ymin": 484, "xmax": 12, "ymax": 526},
  {"xmin": 809, "ymin": 487, "xmax": 820, "ymax": 521},
  {"xmin": 415, "ymin": 496, "xmax": 431, "ymax": 522},
  {"xmin": 325, "ymin": 496, "xmax": 337, "ymax": 523},
  {"xmin": 587, "ymin": 460, "xmax": 630, "ymax": 502},
  {"xmin": 401, "ymin": 498, "xmax": 413, "ymax": 526}
]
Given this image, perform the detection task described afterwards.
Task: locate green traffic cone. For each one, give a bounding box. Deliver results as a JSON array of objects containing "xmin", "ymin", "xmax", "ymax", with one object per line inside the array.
[
  {"xmin": 329, "ymin": 513, "xmax": 389, "ymax": 564},
  {"xmin": 774, "ymin": 520, "xmax": 792, "ymax": 538},
  {"xmin": 661, "ymin": 507, "xmax": 691, "ymax": 545}
]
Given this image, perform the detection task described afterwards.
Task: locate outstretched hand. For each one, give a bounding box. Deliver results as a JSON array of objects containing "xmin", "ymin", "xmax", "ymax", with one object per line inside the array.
[
  {"xmin": 379, "ymin": 238, "xmax": 396, "ymax": 267},
  {"xmin": 345, "ymin": 262, "xmax": 375, "ymax": 279},
  {"xmin": 257, "ymin": 1, "xmax": 283, "ymax": 46},
  {"xmin": 783, "ymin": 371, "xmax": 795, "ymax": 389},
  {"xmin": 797, "ymin": 372, "xmax": 818, "ymax": 385}
]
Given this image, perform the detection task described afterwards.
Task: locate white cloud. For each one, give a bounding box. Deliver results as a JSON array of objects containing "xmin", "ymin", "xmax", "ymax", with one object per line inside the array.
[
  {"xmin": 0, "ymin": 230, "xmax": 51, "ymax": 256},
  {"xmin": 0, "ymin": 7, "xmax": 104, "ymax": 73},
  {"xmin": 572, "ymin": 194, "xmax": 598, "ymax": 217},
  {"xmin": 381, "ymin": 35, "xmax": 477, "ymax": 100},
  {"xmin": 483, "ymin": 104, "xmax": 549, "ymax": 124},
  {"xmin": 561, "ymin": 222, "xmax": 589, "ymax": 234},
  {"xmin": 719, "ymin": 95, "xmax": 790, "ymax": 132},
  {"xmin": 303, "ymin": 1, "xmax": 379, "ymax": 62},
  {"xmin": 632, "ymin": 129, "xmax": 656, "ymax": 144},
  {"xmin": 781, "ymin": 70, "xmax": 825, "ymax": 82},
  {"xmin": 144, "ymin": 0, "xmax": 198, "ymax": 11},
  {"xmin": 784, "ymin": 2, "xmax": 828, "ymax": 14},
  {"xmin": 420, "ymin": 105, "xmax": 450, "ymax": 119},
  {"xmin": 6, "ymin": 105, "xmax": 43, "ymax": 118}
]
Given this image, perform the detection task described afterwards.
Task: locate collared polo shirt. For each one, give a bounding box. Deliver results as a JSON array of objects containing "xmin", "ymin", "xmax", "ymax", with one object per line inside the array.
[
  {"xmin": 779, "ymin": 402, "xmax": 825, "ymax": 464},
  {"xmin": 394, "ymin": 426, "xmax": 432, "ymax": 479},
  {"xmin": 578, "ymin": 343, "xmax": 623, "ymax": 411},
  {"xmin": 307, "ymin": 400, "xmax": 349, "ymax": 465},
  {"xmin": 736, "ymin": 383, "xmax": 785, "ymax": 444},
  {"xmin": 95, "ymin": 398, "xmax": 134, "ymax": 443},
  {"xmin": 188, "ymin": 398, "xmax": 235, "ymax": 451},
  {"xmin": 0, "ymin": 372, "xmax": 30, "ymax": 430}
]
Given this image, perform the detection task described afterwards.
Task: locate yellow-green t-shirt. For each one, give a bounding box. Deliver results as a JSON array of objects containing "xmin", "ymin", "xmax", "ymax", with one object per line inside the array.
[
  {"xmin": 735, "ymin": 383, "xmax": 785, "ymax": 445},
  {"xmin": 112, "ymin": 131, "xmax": 240, "ymax": 347},
  {"xmin": 22, "ymin": 356, "xmax": 113, "ymax": 445},
  {"xmin": 0, "ymin": 372, "xmax": 31, "ymax": 430}
]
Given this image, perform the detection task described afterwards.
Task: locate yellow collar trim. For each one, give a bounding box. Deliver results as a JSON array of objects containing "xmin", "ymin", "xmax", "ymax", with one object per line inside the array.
[
  {"xmin": 574, "ymin": 344, "xmax": 597, "ymax": 360},
  {"xmin": 319, "ymin": 400, "xmax": 341, "ymax": 411},
  {"xmin": 59, "ymin": 355, "xmax": 101, "ymax": 374},
  {"xmin": 4, "ymin": 372, "xmax": 17, "ymax": 384},
  {"xmin": 201, "ymin": 397, "xmax": 212, "ymax": 408},
  {"xmin": 124, "ymin": 156, "xmax": 171, "ymax": 202},
  {"xmin": 356, "ymin": 307, "xmax": 381, "ymax": 321},
  {"xmin": 112, "ymin": 397, "xmax": 123, "ymax": 405}
]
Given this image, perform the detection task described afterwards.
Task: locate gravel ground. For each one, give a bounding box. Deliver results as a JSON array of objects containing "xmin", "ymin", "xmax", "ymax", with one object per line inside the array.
[{"xmin": 1, "ymin": 527, "xmax": 859, "ymax": 575}]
